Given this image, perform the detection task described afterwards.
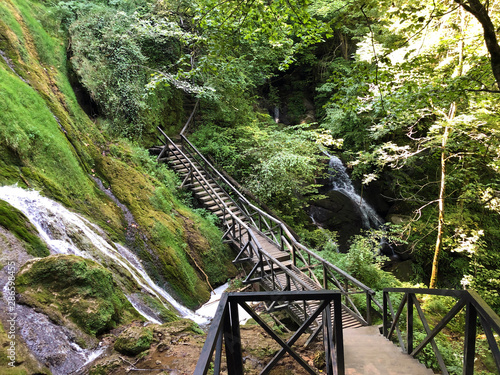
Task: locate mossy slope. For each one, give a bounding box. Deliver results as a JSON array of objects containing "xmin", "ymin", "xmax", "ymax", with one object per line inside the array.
[{"xmin": 0, "ymin": 200, "xmax": 49, "ymax": 257}]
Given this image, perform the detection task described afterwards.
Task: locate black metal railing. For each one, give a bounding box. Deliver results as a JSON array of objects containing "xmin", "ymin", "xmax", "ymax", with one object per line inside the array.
[
  {"xmin": 383, "ymin": 288, "xmax": 500, "ymax": 375},
  {"xmin": 194, "ymin": 290, "xmax": 345, "ymax": 375}
]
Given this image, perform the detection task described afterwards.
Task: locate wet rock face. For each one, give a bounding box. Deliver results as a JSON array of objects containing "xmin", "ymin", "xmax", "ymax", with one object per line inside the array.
[
  {"xmin": 0, "ymin": 227, "xmax": 102, "ymax": 375},
  {"xmin": 16, "ymin": 304, "xmax": 104, "ymax": 375},
  {"xmin": 308, "ymin": 190, "xmax": 364, "ymax": 252}
]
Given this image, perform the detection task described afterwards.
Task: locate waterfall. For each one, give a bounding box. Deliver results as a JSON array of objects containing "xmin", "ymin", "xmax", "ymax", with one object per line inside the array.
[
  {"xmin": 328, "ymin": 155, "xmax": 384, "ymax": 229},
  {"xmin": 0, "ymin": 186, "xmax": 211, "ymax": 324},
  {"xmin": 0, "ymin": 185, "xmax": 218, "ymax": 373},
  {"xmin": 326, "ymin": 156, "xmax": 397, "ymax": 257}
]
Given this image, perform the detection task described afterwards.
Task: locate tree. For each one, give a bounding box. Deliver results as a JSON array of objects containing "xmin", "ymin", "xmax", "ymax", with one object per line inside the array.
[
  {"xmin": 454, "ymin": 0, "xmax": 500, "ymax": 88},
  {"xmin": 318, "ymin": 0, "xmax": 500, "ymax": 291},
  {"xmin": 429, "ymin": 102, "xmax": 456, "ymax": 289}
]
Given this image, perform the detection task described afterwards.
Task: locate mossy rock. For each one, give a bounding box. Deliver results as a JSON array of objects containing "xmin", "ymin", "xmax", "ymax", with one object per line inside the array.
[
  {"xmin": 0, "ymin": 200, "xmax": 49, "ymax": 258},
  {"xmin": 153, "ymin": 319, "xmax": 204, "ymax": 338},
  {"xmin": 16, "ymin": 254, "xmax": 142, "ymax": 336},
  {"xmin": 114, "ymin": 326, "xmax": 153, "ymax": 356},
  {"xmin": 89, "ymin": 357, "xmax": 122, "ymax": 375}
]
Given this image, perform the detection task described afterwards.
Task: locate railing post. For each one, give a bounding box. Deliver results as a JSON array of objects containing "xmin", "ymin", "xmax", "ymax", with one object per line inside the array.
[
  {"xmin": 307, "ymin": 253, "xmax": 311, "ymax": 277},
  {"xmin": 224, "ymin": 301, "xmax": 243, "ymax": 374},
  {"xmin": 407, "ymin": 293, "xmax": 413, "ymax": 354},
  {"xmin": 334, "ymin": 294, "xmax": 345, "ymax": 375},
  {"xmin": 323, "ymin": 264, "xmax": 328, "ymax": 289},
  {"xmin": 280, "ymin": 226, "xmax": 284, "ymax": 251},
  {"xmin": 383, "ymin": 291, "xmax": 388, "ymax": 337},
  {"xmin": 366, "ymin": 293, "xmax": 372, "ymax": 326},
  {"xmin": 463, "ymin": 300, "xmax": 477, "ymax": 375},
  {"xmin": 213, "ymin": 328, "xmax": 223, "ymax": 374}
]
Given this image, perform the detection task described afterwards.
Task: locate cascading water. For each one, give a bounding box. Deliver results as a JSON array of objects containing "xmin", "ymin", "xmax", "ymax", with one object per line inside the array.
[
  {"xmin": 0, "ymin": 185, "xmax": 212, "ymax": 374},
  {"xmin": 327, "ymin": 155, "xmax": 384, "ymax": 230},
  {"xmin": 326, "ymin": 155, "xmax": 396, "ymax": 257}
]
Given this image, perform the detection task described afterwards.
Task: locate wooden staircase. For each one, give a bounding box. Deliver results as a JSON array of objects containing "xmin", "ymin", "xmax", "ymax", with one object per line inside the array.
[{"xmin": 154, "ymin": 141, "xmax": 364, "ymax": 330}]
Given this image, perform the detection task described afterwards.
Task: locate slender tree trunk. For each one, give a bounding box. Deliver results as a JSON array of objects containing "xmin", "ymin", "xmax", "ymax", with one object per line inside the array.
[{"xmin": 429, "ymin": 103, "xmax": 456, "ymax": 289}]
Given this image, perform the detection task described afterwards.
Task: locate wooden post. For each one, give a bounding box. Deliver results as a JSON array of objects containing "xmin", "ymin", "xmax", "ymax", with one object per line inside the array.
[
  {"xmin": 280, "ymin": 226, "xmax": 284, "ymax": 251},
  {"xmin": 323, "ymin": 306, "xmax": 333, "ymax": 375},
  {"xmin": 366, "ymin": 293, "xmax": 372, "ymax": 326},
  {"xmin": 463, "ymin": 301, "xmax": 477, "ymax": 375},
  {"xmin": 383, "ymin": 291, "xmax": 388, "ymax": 337},
  {"xmin": 213, "ymin": 328, "xmax": 223, "ymax": 374},
  {"xmin": 224, "ymin": 301, "xmax": 243, "ymax": 374},
  {"xmin": 407, "ymin": 293, "xmax": 414, "ymax": 354},
  {"xmin": 323, "ymin": 264, "xmax": 328, "ymax": 289},
  {"xmin": 334, "ymin": 296, "xmax": 345, "ymax": 375}
]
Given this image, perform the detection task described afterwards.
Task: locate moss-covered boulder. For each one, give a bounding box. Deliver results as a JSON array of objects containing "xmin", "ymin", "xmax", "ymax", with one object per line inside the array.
[
  {"xmin": 0, "ymin": 200, "xmax": 49, "ymax": 258},
  {"xmin": 114, "ymin": 326, "xmax": 153, "ymax": 356},
  {"xmin": 16, "ymin": 254, "xmax": 142, "ymax": 336}
]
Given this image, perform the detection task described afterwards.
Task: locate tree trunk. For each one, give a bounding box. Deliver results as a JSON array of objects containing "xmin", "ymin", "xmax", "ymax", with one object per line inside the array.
[
  {"xmin": 454, "ymin": 0, "xmax": 500, "ymax": 88},
  {"xmin": 429, "ymin": 103, "xmax": 456, "ymax": 289}
]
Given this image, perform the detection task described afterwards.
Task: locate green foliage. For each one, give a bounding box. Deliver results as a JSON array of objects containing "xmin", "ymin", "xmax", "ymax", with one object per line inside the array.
[
  {"xmin": 413, "ymin": 330, "xmax": 463, "ymax": 374},
  {"xmin": 0, "ymin": 200, "xmax": 49, "ymax": 257},
  {"xmin": 343, "ymin": 231, "xmax": 401, "ymax": 291},
  {"xmin": 312, "ymin": 0, "xmax": 500, "ymax": 312},
  {"xmin": 70, "ymin": 9, "xmax": 148, "ymax": 137},
  {"xmin": 16, "ymin": 255, "xmax": 142, "ymax": 336},
  {"xmin": 192, "ymin": 120, "xmax": 337, "ymax": 221}
]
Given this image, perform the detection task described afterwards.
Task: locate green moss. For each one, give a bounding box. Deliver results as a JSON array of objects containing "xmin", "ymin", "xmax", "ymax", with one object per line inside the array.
[
  {"xmin": 114, "ymin": 326, "xmax": 153, "ymax": 356},
  {"xmin": 10, "ymin": 0, "xmax": 59, "ymax": 67},
  {"xmin": 141, "ymin": 294, "xmax": 178, "ymax": 323},
  {"xmin": 16, "ymin": 255, "xmax": 143, "ymax": 336},
  {"xmin": 0, "ymin": 200, "xmax": 49, "ymax": 257},
  {"xmin": 89, "ymin": 360, "xmax": 121, "ymax": 375},
  {"xmin": 0, "ymin": 4, "xmax": 28, "ymax": 62},
  {"xmin": 0, "ymin": 67, "xmax": 95, "ymax": 197}
]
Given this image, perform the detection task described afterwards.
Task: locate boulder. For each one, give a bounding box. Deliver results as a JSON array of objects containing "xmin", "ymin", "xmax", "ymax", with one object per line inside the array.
[{"xmin": 308, "ymin": 191, "xmax": 365, "ymax": 252}]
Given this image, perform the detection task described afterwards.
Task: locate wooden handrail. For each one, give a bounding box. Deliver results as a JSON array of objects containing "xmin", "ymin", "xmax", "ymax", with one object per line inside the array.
[
  {"xmin": 158, "ymin": 129, "xmax": 309, "ymax": 290},
  {"xmin": 181, "ymin": 134, "xmax": 376, "ymax": 296}
]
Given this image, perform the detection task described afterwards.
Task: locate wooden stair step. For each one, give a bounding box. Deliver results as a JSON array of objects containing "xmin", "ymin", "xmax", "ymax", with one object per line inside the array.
[{"xmin": 262, "ymin": 260, "xmax": 293, "ymax": 272}]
